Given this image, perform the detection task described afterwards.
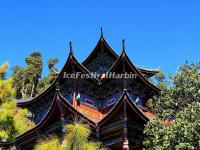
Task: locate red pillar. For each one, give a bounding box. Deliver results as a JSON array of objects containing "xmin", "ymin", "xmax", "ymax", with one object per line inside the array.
[{"xmin": 72, "ymin": 90, "xmax": 77, "ymax": 109}]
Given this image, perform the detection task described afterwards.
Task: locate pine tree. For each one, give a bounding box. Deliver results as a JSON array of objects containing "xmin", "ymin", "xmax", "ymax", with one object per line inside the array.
[
  {"xmin": 37, "ymin": 57, "xmax": 59, "ymax": 93},
  {"xmin": 12, "ymin": 52, "xmax": 42, "ymax": 98}
]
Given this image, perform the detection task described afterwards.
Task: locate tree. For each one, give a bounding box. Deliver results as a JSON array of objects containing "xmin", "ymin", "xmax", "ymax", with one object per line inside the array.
[
  {"xmin": 155, "ymin": 71, "xmax": 167, "ymax": 89},
  {"xmin": 12, "ymin": 52, "xmax": 42, "ymax": 98},
  {"xmin": 0, "ymin": 62, "xmax": 15, "ymax": 104},
  {"xmin": 47, "ymin": 57, "xmax": 59, "ymax": 84},
  {"xmin": 12, "ymin": 67, "xmax": 25, "ymax": 99},
  {"xmin": 0, "ymin": 62, "xmax": 34, "ymax": 142},
  {"xmin": 37, "ymin": 58, "xmax": 59, "ymax": 93},
  {"xmin": 0, "ymin": 62, "xmax": 8, "ymax": 80},
  {"xmin": 144, "ymin": 62, "xmax": 200, "ymax": 149},
  {"xmin": 47, "ymin": 58, "xmax": 59, "ymax": 73},
  {"xmin": 144, "ymin": 101, "xmax": 200, "ymax": 149},
  {"xmin": 0, "ymin": 101, "xmax": 16, "ymax": 141},
  {"xmin": 155, "ymin": 71, "xmax": 165, "ymax": 83},
  {"xmin": 11, "ymin": 65, "xmax": 20, "ymax": 74},
  {"xmin": 147, "ymin": 62, "xmax": 200, "ymax": 118},
  {"xmin": 64, "ymin": 122, "xmax": 100, "ymax": 150},
  {"xmin": 65, "ymin": 123, "xmax": 90, "ymax": 149},
  {"xmin": 34, "ymin": 136, "xmax": 63, "ymax": 150},
  {"xmin": 12, "ymin": 54, "xmax": 59, "ymax": 98},
  {"xmin": 0, "ymin": 77, "xmax": 15, "ymax": 104},
  {"xmin": 34, "ymin": 121, "xmax": 104, "ymax": 150},
  {"xmin": 24, "ymin": 52, "xmax": 42, "ymax": 97}
]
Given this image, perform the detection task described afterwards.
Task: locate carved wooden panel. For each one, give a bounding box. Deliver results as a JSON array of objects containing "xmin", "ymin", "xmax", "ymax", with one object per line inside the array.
[{"xmin": 85, "ymin": 52, "xmax": 115, "ymax": 73}]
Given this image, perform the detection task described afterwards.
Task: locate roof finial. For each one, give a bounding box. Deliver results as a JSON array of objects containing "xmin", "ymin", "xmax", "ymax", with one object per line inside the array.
[
  {"xmin": 122, "ymin": 39, "xmax": 125, "ymax": 52},
  {"xmin": 69, "ymin": 41, "xmax": 73, "ymax": 55},
  {"xmin": 100, "ymin": 27, "xmax": 103, "ymax": 37}
]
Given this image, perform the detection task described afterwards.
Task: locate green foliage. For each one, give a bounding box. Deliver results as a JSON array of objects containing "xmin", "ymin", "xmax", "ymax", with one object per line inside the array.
[
  {"xmin": 0, "ymin": 92, "xmax": 34, "ymax": 142},
  {"xmin": 35, "ymin": 136, "xmax": 63, "ymax": 150},
  {"xmin": 48, "ymin": 58, "xmax": 59, "ymax": 72},
  {"xmin": 173, "ymin": 102, "xmax": 200, "ymax": 149},
  {"xmin": 155, "ymin": 71, "xmax": 165, "ymax": 82},
  {"xmin": 37, "ymin": 57, "xmax": 59, "ymax": 93},
  {"xmin": 0, "ymin": 62, "xmax": 8, "ymax": 80},
  {"xmin": 155, "ymin": 71, "xmax": 167, "ymax": 89},
  {"xmin": 11, "ymin": 65, "xmax": 20, "ymax": 74},
  {"xmin": 85, "ymin": 142, "xmax": 103, "ymax": 150},
  {"xmin": 0, "ymin": 78, "xmax": 15, "ymax": 104},
  {"xmin": 144, "ymin": 117, "xmax": 174, "ymax": 150},
  {"xmin": 12, "ymin": 52, "xmax": 42, "ymax": 98},
  {"xmin": 0, "ymin": 62, "xmax": 13, "ymax": 103},
  {"xmin": 64, "ymin": 120, "xmax": 104, "ymax": 150},
  {"xmin": 34, "ymin": 121, "xmax": 104, "ymax": 150},
  {"xmin": 144, "ymin": 62, "xmax": 200, "ymax": 149},
  {"xmin": 14, "ymin": 107, "xmax": 34, "ymax": 134},
  {"xmin": 12, "ymin": 67, "xmax": 25, "ymax": 99},
  {"xmin": 0, "ymin": 91, "xmax": 34, "ymax": 142},
  {"xmin": 12, "ymin": 54, "xmax": 59, "ymax": 98},
  {"xmin": 172, "ymin": 62, "xmax": 200, "ymax": 108},
  {"xmin": 65, "ymin": 122, "xmax": 91, "ymax": 150},
  {"xmin": 144, "ymin": 102, "xmax": 200, "ymax": 150},
  {"xmin": 0, "ymin": 62, "xmax": 34, "ymax": 141},
  {"xmin": 36, "ymin": 76, "xmax": 51, "ymax": 93},
  {"xmin": 0, "ymin": 101, "xmax": 16, "ymax": 141},
  {"xmin": 147, "ymin": 62, "xmax": 200, "ymax": 118}
]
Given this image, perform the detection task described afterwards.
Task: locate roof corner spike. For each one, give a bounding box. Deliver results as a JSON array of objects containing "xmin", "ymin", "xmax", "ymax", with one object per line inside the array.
[
  {"xmin": 69, "ymin": 41, "xmax": 73, "ymax": 55},
  {"xmin": 122, "ymin": 39, "xmax": 125, "ymax": 52},
  {"xmin": 100, "ymin": 27, "xmax": 103, "ymax": 37}
]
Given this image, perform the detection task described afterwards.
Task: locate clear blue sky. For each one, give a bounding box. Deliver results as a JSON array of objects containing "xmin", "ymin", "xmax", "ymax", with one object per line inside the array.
[{"xmin": 0, "ymin": 0, "xmax": 199, "ymax": 78}]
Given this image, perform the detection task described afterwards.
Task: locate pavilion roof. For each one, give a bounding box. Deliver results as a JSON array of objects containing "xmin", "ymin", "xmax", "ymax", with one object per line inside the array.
[{"xmin": 16, "ymin": 33, "xmax": 160, "ymax": 110}]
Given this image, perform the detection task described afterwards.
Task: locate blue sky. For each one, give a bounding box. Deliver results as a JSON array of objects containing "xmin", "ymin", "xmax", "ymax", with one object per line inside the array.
[{"xmin": 0, "ymin": 0, "xmax": 199, "ymax": 78}]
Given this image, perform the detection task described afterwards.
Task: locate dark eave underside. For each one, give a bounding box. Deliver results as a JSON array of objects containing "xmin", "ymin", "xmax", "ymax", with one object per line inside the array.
[{"xmin": 15, "ymin": 93, "xmax": 58, "ymax": 142}]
